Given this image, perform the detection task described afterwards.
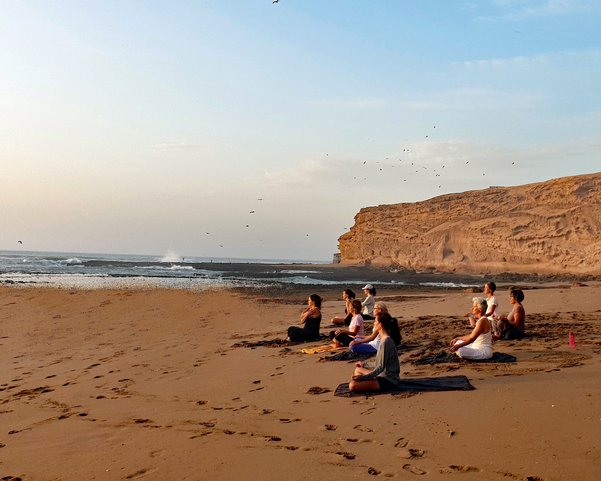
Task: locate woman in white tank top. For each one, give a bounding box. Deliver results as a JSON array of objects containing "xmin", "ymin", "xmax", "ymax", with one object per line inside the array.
[{"xmin": 450, "ymin": 297, "xmax": 493, "ymax": 360}]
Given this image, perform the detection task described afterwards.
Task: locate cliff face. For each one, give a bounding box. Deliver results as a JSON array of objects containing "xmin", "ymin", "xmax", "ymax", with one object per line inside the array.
[{"xmin": 338, "ymin": 172, "xmax": 601, "ymax": 276}]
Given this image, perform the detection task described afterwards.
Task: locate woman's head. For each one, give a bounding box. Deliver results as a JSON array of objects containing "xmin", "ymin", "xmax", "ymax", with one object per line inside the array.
[
  {"xmin": 484, "ymin": 281, "xmax": 496, "ymax": 295},
  {"xmin": 362, "ymin": 284, "xmax": 376, "ymax": 296},
  {"xmin": 308, "ymin": 294, "xmax": 322, "ymax": 309},
  {"xmin": 510, "ymin": 287, "xmax": 524, "ymax": 303},
  {"xmin": 375, "ymin": 311, "xmax": 393, "ymax": 335},
  {"xmin": 343, "ymin": 289, "xmax": 356, "ymax": 300},
  {"xmin": 373, "ymin": 301, "xmax": 388, "ymax": 315},
  {"xmin": 350, "ymin": 299, "xmax": 362, "ymax": 314},
  {"xmin": 472, "ymin": 296, "xmax": 488, "ymax": 315}
]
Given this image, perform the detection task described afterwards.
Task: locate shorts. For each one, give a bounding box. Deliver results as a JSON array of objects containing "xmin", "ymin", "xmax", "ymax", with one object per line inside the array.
[{"xmin": 502, "ymin": 325, "xmax": 525, "ymax": 340}]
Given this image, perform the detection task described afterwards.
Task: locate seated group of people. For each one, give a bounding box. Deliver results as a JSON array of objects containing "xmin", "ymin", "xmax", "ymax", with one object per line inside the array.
[
  {"xmin": 452, "ymin": 282, "xmax": 526, "ymax": 360},
  {"xmin": 286, "ymin": 281, "xmax": 526, "ymax": 393}
]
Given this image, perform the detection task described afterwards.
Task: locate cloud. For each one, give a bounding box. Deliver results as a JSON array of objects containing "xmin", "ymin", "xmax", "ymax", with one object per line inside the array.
[
  {"xmin": 152, "ymin": 141, "xmax": 201, "ymax": 151},
  {"xmin": 488, "ymin": 0, "xmax": 601, "ymax": 20},
  {"xmin": 401, "ymin": 87, "xmax": 544, "ymax": 111},
  {"xmin": 260, "ymin": 159, "xmax": 332, "ymax": 188},
  {"xmin": 312, "ymin": 98, "xmax": 388, "ymax": 110}
]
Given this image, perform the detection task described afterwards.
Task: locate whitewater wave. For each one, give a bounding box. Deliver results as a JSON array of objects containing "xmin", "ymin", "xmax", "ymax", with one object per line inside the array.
[{"xmin": 159, "ymin": 250, "xmax": 183, "ymax": 263}]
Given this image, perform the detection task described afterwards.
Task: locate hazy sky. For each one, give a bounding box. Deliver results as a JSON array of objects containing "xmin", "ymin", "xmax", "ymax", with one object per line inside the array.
[{"xmin": 1, "ymin": 0, "xmax": 600, "ymax": 261}]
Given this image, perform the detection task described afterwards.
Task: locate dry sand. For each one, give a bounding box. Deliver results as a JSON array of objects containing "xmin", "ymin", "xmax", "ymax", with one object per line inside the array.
[{"xmin": 1, "ymin": 283, "xmax": 600, "ymax": 480}]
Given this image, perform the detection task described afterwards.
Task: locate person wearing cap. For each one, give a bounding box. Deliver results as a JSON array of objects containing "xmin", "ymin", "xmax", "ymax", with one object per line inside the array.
[{"xmin": 361, "ymin": 284, "xmax": 377, "ymax": 320}]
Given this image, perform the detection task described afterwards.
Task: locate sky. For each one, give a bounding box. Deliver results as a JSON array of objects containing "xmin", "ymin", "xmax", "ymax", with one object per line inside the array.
[{"xmin": 1, "ymin": 0, "xmax": 600, "ymax": 261}]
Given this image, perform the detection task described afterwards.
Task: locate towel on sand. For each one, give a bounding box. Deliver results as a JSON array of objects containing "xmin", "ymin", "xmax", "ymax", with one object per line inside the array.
[
  {"xmin": 413, "ymin": 351, "xmax": 517, "ymax": 365},
  {"xmin": 334, "ymin": 375, "xmax": 475, "ymax": 397},
  {"xmin": 301, "ymin": 344, "xmax": 345, "ymax": 354}
]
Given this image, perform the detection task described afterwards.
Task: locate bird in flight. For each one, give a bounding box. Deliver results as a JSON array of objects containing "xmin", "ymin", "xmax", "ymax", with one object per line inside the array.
[
  {"xmin": 17, "ymin": 240, "xmax": 23, "ymax": 244},
  {"xmin": 250, "ymin": 211, "xmax": 255, "ymax": 214},
  {"xmin": 273, "ymin": 0, "xmax": 279, "ymax": 3}
]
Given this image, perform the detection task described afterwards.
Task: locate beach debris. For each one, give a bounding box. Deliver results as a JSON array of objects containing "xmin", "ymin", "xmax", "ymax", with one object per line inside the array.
[
  {"xmin": 133, "ymin": 418, "xmax": 151, "ymax": 424},
  {"xmin": 448, "ymin": 429, "xmax": 455, "ymax": 437},
  {"xmin": 306, "ymin": 386, "xmax": 331, "ymax": 395}
]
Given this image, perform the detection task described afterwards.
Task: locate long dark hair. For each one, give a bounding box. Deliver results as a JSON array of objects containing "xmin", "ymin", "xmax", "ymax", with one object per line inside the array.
[
  {"xmin": 343, "ymin": 289, "xmax": 356, "ymax": 299},
  {"xmin": 377, "ymin": 312, "xmax": 401, "ymax": 346},
  {"xmin": 309, "ymin": 293, "xmax": 322, "ymax": 309}
]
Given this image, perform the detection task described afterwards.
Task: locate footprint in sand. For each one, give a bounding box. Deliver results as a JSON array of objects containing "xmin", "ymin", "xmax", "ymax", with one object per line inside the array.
[
  {"xmin": 325, "ymin": 424, "xmax": 337, "ymax": 431},
  {"xmin": 125, "ymin": 468, "xmax": 154, "ymax": 479},
  {"xmin": 336, "ymin": 451, "xmax": 356, "ymax": 460},
  {"xmin": 367, "ymin": 467, "xmax": 381, "ymax": 475},
  {"xmin": 448, "ymin": 464, "xmax": 480, "ymax": 473},
  {"xmin": 1, "ymin": 476, "xmax": 23, "ymax": 481},
  {"xmin": 354, "ymin": 424, "xmax": 374, "ymax": 433},
  {"xmin": 403, "ymin": 464, "xmax": 426, "ymax": 475},
  {"xmin": 398, "ymin": 448, "xmax": 425, "ymax": 459},
  {"xmin": 526, "ymin": 477, "xmax": 546, "ymax": 481},
  {"xmin": 265, "ymin": 435, "xmax": 282, "ymax": 442},
  {"xmin": 394, "ymin": 437, "xmax": 409, "ymax": 448},
  {"xmin": 279, "ymin": 418, "xmax": 301, "ymax": 423}
]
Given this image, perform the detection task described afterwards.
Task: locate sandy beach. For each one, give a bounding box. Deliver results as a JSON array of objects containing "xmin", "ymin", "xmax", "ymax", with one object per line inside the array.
[{"xmin": 1, "ymin": 282, "xmax": 600, "ymax": 480}]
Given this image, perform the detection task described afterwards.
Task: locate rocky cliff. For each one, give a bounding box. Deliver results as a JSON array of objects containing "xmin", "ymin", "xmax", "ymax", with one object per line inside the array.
[{"xmin": 338, "ymin": 172, "xmax": 601, "ymax": 276}]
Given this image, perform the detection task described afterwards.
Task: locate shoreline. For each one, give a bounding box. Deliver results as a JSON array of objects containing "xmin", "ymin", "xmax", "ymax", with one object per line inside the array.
[
  {"xmin": 2, "ymin": 260, "xmax": 599, "ymax": 290},
  {"xmin": 1, "ymin": 283, "xmax": 600, "ymax": 480}
]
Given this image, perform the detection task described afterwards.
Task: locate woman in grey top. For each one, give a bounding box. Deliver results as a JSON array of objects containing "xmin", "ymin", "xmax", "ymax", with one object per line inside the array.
[{"xmin": 349, "ymin": 312, "xmax": 401, "ymax": 392}]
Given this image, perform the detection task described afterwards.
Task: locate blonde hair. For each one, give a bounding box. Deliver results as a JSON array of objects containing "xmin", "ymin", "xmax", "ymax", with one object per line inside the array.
[{"xmin": 374, "ymin": 301, "xmax": 388, "ymax": 313}]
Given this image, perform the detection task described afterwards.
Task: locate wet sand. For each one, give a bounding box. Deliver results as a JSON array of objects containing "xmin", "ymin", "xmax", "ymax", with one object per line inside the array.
[{"xmin": 1, "ymin": 283, "xmax": 600, "ymax": 480}]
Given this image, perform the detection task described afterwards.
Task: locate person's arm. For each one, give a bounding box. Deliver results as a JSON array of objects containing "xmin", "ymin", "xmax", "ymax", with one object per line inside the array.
[
  {"xmin": 450, "ymin": 317, "xmax": 487, "ymax": 351},
  {"xmin": 349, "ymin": 331, "xmax": 377, "ymax": 347},
  {"xmin": 336, "ymin": 323, "xmax": 360, "ymax": 337},
  {"xmin": 354, "ymin": 338, "xmax": 396, "ymax": 380},
  {"xmin": 300, "ymin": 307, "xmax": 317, "ymax": 324}
]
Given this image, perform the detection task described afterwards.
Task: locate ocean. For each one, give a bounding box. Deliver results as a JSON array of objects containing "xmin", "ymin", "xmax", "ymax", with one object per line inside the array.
[{"xmin": 0, "ymin": 250, "xmax": 479, "ymax": 290}]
